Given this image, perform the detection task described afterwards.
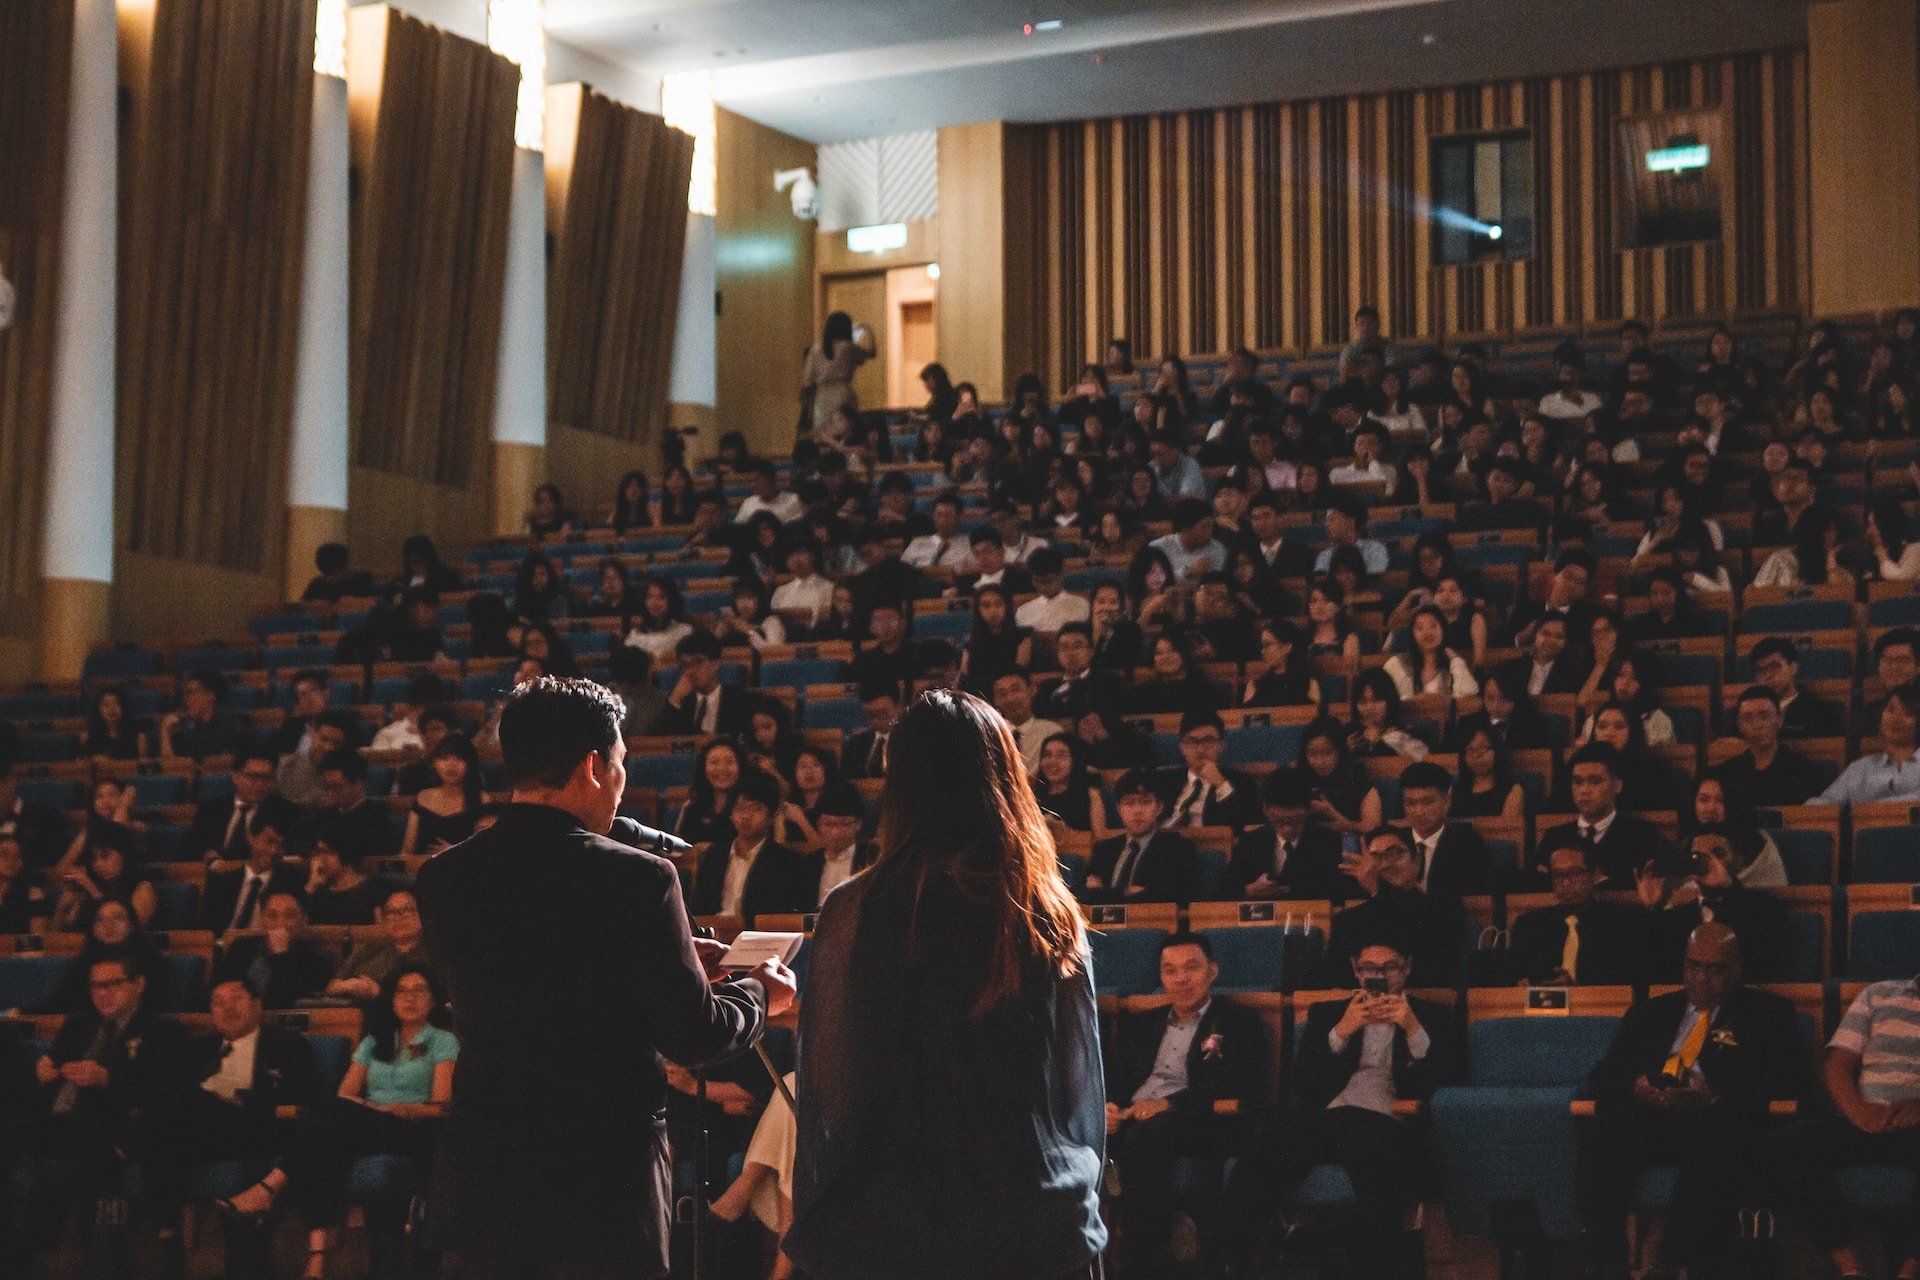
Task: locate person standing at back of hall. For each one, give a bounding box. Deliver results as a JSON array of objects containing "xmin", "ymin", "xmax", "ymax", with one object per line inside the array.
[{"xmin": 803, "ymin": 310, "xmax": 875, "ymax": 433}]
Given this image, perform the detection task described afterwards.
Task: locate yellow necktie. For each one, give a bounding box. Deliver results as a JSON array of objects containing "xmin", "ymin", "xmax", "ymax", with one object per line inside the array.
[
  {"xmin": 1560, "ymin": 913, "xmax": 1580, "ymax": 982},
  {"xmin": 1662, "ymin": 1010, "xmax": 1710, "ymax": 1078}
]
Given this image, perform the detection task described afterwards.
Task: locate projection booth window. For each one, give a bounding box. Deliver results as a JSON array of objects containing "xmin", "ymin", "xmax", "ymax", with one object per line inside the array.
[{"xmin": 1430, "ymin": 130, "xmax": 1534, "ymax": 266}]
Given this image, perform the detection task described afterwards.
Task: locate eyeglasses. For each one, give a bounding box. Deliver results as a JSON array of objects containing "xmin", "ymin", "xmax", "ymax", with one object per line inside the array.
[
  {"xmin": 1181, "ymin": 735, "xmax": 1223, "ymax": 748},
  {"xmin": 1353, "ymin": 963, "xmax": 1407, "ymax": 978},
  {"xmin": 90, "ymin": 976, "xmax": 133, "ymax": 991}
]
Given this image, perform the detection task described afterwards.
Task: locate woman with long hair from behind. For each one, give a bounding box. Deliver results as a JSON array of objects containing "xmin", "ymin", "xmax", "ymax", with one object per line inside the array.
[{"xmin": 789, "ymin": 689, "xmax": 1107, "ymax": 1279}]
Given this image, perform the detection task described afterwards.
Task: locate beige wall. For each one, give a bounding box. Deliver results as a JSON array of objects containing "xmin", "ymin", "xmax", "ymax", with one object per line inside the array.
[
  {"xmin": 936, "ymin": 122, "xmax": 1014, "ymax": 402},
  {"xmin": 1809, "ymin": 0, "xmax": 1920, "ymax": 314}
]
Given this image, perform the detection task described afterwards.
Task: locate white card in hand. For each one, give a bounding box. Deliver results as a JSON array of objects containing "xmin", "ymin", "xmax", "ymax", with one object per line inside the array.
[{"xmin": 719, "ymin": 930, "xmax": 804, "ymax": 971}]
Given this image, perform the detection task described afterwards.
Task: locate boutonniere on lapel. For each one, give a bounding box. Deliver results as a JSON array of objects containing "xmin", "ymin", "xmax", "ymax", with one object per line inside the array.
[
  {"xmin": 124, "ymin": 1038, "xmax": 142, "ymax": 1060},
  {"xmin": 1710, "ymin": 1029, "xmax": 1738, "ymax": 1049},
  {"xmin": 1200, "ymin": 1033, "xmax": 1225, "ymax": 1061}
]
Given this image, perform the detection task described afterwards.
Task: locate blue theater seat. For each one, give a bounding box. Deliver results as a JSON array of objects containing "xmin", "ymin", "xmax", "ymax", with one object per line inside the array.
[
  {"xmin": 1088, "ymin": 928, "xmax": 1167, "ymax": 997},
  {"xmin": 1193, "ymin": 926, "xmax": 1285, "ymax": 993}
]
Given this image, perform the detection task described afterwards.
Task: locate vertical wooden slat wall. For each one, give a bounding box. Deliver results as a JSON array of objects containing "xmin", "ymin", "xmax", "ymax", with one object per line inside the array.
[
  {"xmin": 348, "ymin": 9, "xmax": 517, "ymax": 488},
  {"xmin": 546, "ymin": 84, "xmax": 695, "ymax": 447},
  {"xmin": 1007, "ymin": 49, "xmax": 1808, "ymax": 388},
  {"xmin": 0, "ymin": 0, "xmax": 74, "ymax": 635},
  {"xmin": 113, "ymin": 0, "xmax": 313, "ymax": 572}
]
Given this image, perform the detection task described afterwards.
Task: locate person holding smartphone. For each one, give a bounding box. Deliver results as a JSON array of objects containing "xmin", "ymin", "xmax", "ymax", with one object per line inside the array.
[{"xmin": 1218, "ymin": 925, "xmax": 1461, "ymax": 1278}]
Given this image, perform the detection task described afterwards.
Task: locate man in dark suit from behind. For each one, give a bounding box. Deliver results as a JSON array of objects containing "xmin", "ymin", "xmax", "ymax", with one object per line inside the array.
[
  {"xmin": 1085, "ymin": 771, "xmax": 1199, "ymax": 904},
  {"xmin": 147, "ymin": 976, "xmax": 318, "ymax": 1277},
  {"xmin": 1106, "ymin": 933, "xmax": 1267, "ymax": 1277},
  {"xmin": 1534, "ymin": 743, "xmax": 1677, "ymax": 888},
  {"xmin": 661, "ymin": 629, "xmax": 754, "ymax": 738},
  {"xmin": 1219, "ymin": 928, "xmax": 1462, "ymax": 1278},
  {"xmin": 1224, "ymin": 770, "xmax": 1347, "ymax": 900},
  {"xmin": 416, "ymin": 676, "xmax": 795, "ymax": 1279},
  {"xmin": 687, "ymin": 768, "xmax": 818, "ymax": 920},
  {"xmin": 201, "ymin": 800, "xmax": 308, "ymax": 938},
  {"xmin": 1578, "ymin": 922, "xmax": 1806, "ymax": 1280},
  {"xmin": 1507, "ymin": 836, "xmax": 1641, "ymax": 985},
  {"xmin": 1155, "ymin": 709, "xmax": 1263, "ymax": 832},
  {"xmin": 1396, "ymin": 761, "xmax": 1494, "ymax": 898},
  {"xmin": 185, "ymin": 749, "xmax": 283, "ymax": 864}
]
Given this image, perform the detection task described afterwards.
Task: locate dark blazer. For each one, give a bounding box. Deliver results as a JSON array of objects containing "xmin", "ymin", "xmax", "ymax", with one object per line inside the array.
[
  {"xmin": 1588, "ymin": 986, "xmax": 1807, "ymax": 1115},
  {"xmin": 1090, "ymin": 619, "xmax": 1145, "ymax": 671},
  {"xmin": 789, "ymin": 863, "xmax": 1107, "ymax": 1280},
  {"xmin": 214, "ymin": 936, "xmax": 337, "ymax": 1009},
  {"xmin": 1321, "ymin": 886, "xmax": 1468, "ymax": 988},
  {"xmin": 1498, "ymin": 653, "xmax": 1591, "ymax": 698},
  {"xmin": 1414, "ymin": 823, "xmax": 1494, "ymax": 898},
  {"xmin": 659, "ymin": 685, "xmax": 755, "ymax": 738},
  {"xmin": 1508, "ymin": 899, "xmax": 1643, "ymax": 985},
  {"xmin": 1223, "ymin": 826, "xmax": 1347, "ymax": 900},
  {"xmin": 416, "ymin": 803, "xmax": 768, "ymax": 1276},
  {"xmin": 1106, "ymin": 998, "xmax": 1268, "ymax": 1119},
  {"xmin": 1036, "ymin": 671, "xmax": 1125, "ymax": 721},
  {"xmin": 1449, "ymin": 705, "xmax": 1555, "ymax": 753},
  {"xmin": 1535, "ymin": 813, "xmax": 1675, "ymax": 887},
  {"xmin": 687, "ymin": 839, "xmax": 818, "ymax": 920},
  {"xmin": 312, "ymin": 801, "xmax": 400, "ymax": 863},
  {"xmin": 1712, "ymin": 747, "xmax": 1830, "ymax": 807},
  {"xmin": 182, "ymin": 1023, "xmax": 320, "ymax": 1118},
  {"xmin": 1289, "ymin": 995, "xmax": 1462, "ymax": 1114},
  {"xmin": 41, "ymin": 1002, "xmax": 190, "ymax": 1131},
  {"xmin": 840, "ymin": 728, "xmax": 891, "ymax": 780},
  {"xmin": 1778, "ymin": 689, "xmax": 1846, "ymax": 740},
  {"xmin": 1153, "ymin": 766, "xmax": 1263, "ymax": 830},
  {"xmin": 185, "ymin": 796, "xmax": 257, "ymax": 863},
  {"xmin": 200, "ymin": 864, "xmax": 306, "ymax": 937},
  {"xmin": 1086, "ymin": 831, "xmax": 1199, "ymax": 904},
  {"xmin": 1644, "ymin": 887, "xmax": 1796, "ymax": 984}
]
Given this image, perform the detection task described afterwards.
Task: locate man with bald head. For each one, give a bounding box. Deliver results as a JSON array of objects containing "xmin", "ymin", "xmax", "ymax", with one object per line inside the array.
[{"xmin": 1578, "ymin": 923, "xmax": 1806, "ymax": 1280}]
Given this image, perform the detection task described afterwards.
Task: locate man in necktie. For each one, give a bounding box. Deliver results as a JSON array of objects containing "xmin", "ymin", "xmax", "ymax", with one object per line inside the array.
[
  {"xmin": 203, "ymin": 801, "xmax": 302, "ymax": 937},
  {"xmin": 1508, "ymin": 838, "xmax": 1641, "ymax": 985},
  {"xmin": 187, "ymin": 750, "xmax": 280, "ymax": 864},
  {"xmin": 14, "ymin": 953, "xmax": 188, "ymax": 1270},
  {"xmin": 666, "ymin": 631, "xmax": 736, "ymax": 736},
  {"xmin": 1157, "ymin": 710, "xmax": 1258, "ymax": 832},
  {"xmin": 1085, "ymin": 772, "xmax": 1198, "ymax": 904},
  {"xmin": 1225, "ymin": 772, "xmax": 1346, "ymax": 900},
  {"xmin": 1535, "ymin": 744, "xmax": 1674, "ymax": 887},
  {"xmin": 1578, "ymin": 924, "xmax": 1806, "ymax": 1280},
  {"xmin": 841, "ymin": 681, "xmax": 903, "ymax": 781}
]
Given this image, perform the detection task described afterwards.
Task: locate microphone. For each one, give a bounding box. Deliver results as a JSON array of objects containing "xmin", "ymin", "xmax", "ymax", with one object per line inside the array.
[{"xmin": 611, "ymin": 815, "xmax": 693, "ymax": 857}]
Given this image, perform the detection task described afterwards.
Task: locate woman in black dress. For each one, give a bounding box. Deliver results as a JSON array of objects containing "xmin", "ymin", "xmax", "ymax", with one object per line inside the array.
[
  {"xmin": 399, "ymin": 733, "xmax": 486, "ymax": 857},
  {"xmin": 1032, "ymin": 732, "xmax": 1106, "ymax": 836},
  {"xmin": 1242, "ymin": 620, "xmax": 1321, "ymax": 709},
  {"xmin": 1291, "ymin": 716, "xmax": 1382, "ymax": 837},
  {"xmin": 1450, "ymin": 725, "xmax": 1528, "ymax": 820},
  {"xmin": 675, "ymin": 737, "xmax": 745, "ymax": 849},
  {"xmin": 84, "ymin": 686, "xmax": 147, "ymax": 760},
  {"xmin": 960, "ymin": 585, "xmax": 1033, "ymax": 695}
]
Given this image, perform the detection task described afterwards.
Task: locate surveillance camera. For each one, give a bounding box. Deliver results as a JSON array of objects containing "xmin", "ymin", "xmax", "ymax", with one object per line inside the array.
[{"xmin": 773, "ymin": 167, "xmax": 818, "ymax": 222}]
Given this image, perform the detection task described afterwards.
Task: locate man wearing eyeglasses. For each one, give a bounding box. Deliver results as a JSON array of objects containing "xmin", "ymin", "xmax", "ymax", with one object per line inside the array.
[
  {"xmin": 1155, "ymin": 709, "xmax": 1260, "ymax": 831},
  {"xmin": 186, "ymin": 749, "xmax": 283, "ymax": 864},
  {"xmin": 1320, "ymin": 827, "xmax": 1468, "ymax": 988},
  {"xmin": 9, "ymin": 953, "xmax": 187, "ymax": 1270},
  {"xmin": 1218, "ymin": 927, "xmax": 1459, "ymax": 1278},
  {"xmin": 1579, "ymin": 923, "xmax": 1805, "ymax": 1280}
]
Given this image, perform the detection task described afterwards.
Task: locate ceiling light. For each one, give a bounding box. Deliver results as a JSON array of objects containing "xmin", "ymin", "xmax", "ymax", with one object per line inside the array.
[{"xmin": 926, "ymin": 263, "xmax": 941, "ymax": 280}]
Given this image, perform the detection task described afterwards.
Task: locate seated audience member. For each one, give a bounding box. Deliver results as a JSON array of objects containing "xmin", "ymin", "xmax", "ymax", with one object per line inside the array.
[
  {"xmin": 309, "ymin": 748, "xmax": 396, "ymax": 862},
  {"xmin": 1397, "ymin": 761, "xmax": 1493, "ymax": 897},
  {"xmin": 0, "ymin": 767, "xmax": 68, "ymax": 869},
  {"xmin": 688, "ymin": 769, "xmax": 815, "ymax": 919},
  {"xmin": 663, "ymin": 630, "xmax": 754, "ymax": 737},
  {"xmin": 1500, "ymin": 612, "xmax": 1589, "ymax": 699},
  {"xmin": 393, "ymin": 708, "xmax": 456, "ymax": 797},
  {"xmin": 1242, "ymin": 619, "xmax": 1321, "ymax": 709},
  {"xmin": 1859, "ymin": 627, "xmax": 1920, "ymax": 734},
  {"xmin": 1293, "ymin": 717, "xmax": 1385, "ymax": 836},
  {"xmin": 149, "ymin": 976, "xmax": 319, "ymax": 1277},
  {"xmin": 1508, "ymin": 836, "xmax": 1640, "ymax": 985},
  {"xmin": 9, "ymin": 953, "xmax": 189, "ymax": 1268},
  {"xmin": 770, "ymin": 540, "xmax": 837, "ymax": 635},
  {"xmin": 1535, "ymin": 744, "xmax": 1676, "ymax": 887},
  {"xmin": 1686, "ymin": 773, "xmax": 1788, "ymax": 888},
  {"xmin": 1147, "ymin": 427, "xmax": 1208, "ymax": 500},
  {"xmin": 1450, "ymin": 668, "xmax": 1553, "ymax": 754},
  {"xmin": 846, "ymin": 600, "xmax": 932, "ymax": 691},
  {"xmin": 1086, "ymin": 772, "xmax": 1199, "ymax": 903},
  {"xmin": 1033, "ymin": 733, "xmax": 1106, "ymax": 836},
  {"xmin": 840, "ymin": 681, "xmax": 902, "ymax": 780},
  {"xmin": 1189, "ymin": 573, "xmax": 1259, "ymax": 664},
  {"xmin": 84, "ymin": 685, "xmax": 148, "ymax": 760},
  {"xmin": 676, "ymin": 737, "xmax": 745, "ymax": 848},
  {"xmin": 990, "ymin": 669, "xmax": 1063, "ymax": 773},
  {"xmin": 1638, "ymin": 828, "xmax": 1794, "ymax": 984},
  {"xmin": 160, "ymin": 670, "xmax": 249, "ymax": 761},
  {"xmin": 215, "ymin": 967, "xmax": 456, "ymax": 1280},
  {"xmin": 0, "ymin": 828, "xmax": 48, "ymax": 931},
  {"xmin": 1224, "ymin": 771, "xmax": 1347, "ymax": 899},
  {"xmin": 275, "ymin": 712, "xmax": 355, "ymax": 810},
  {"xmin": 1149, "ymin": 498, "xmax": 1230, "ymax": 581},
  {"xmin": 302, "ymin": 541, "xmax": 378, "ymax": 602},
  {"xmin": 399, "ymin": 732, "xmax": 486, "ymax": 858},
  {"xmin": 271, "ymin": 669, "xmax": 339, "ymax": 757},
  {"xmin": 1747, "ymin": 636, "xmax": 1846, "ymax": 739},
  {"xmin": 954, "ymin": 528, "xmax": 1034, "ymax": 597},
  {"xmin": 1156, "ymin": 709, "xmax": 1260, "ymax": 831},
  {"xmin": 850, "ymin": 521, "xmax": 925, "ymax": 611},
  {"xmin": 51, "ymin": 832, "xmax": 156, "ymax": 932},
  {"xmin": 1817, "ymin": 679, "xmax": 1920, "ymax": 804},
  {"xmin": 45, "ymin": 898, "xmax": 163, "ymax": 1014},
  {"xmin": 381, "ymin": 587, "xmax": 449, "ymax": 663},
  {"xmin": 1450, "ymin": 725, "xmax": 1530, "ymax": 820},
  {"xmin": 325, "ymin": 887, "xmax": 430, "ymax": 1004},
  {"xmin": 1323, "ymin": 826, "xmax": 1467, "ymax": 987},
  {"xmin": 901, "ymin": 491, "xmax": 975, "ymax": 572},
  {"xmin": 1105, "ymin": 933, "xmax": 1267, "ymax": 1277},
  {"xmin": 216, "ymin": 890, "xmax": 337, "ymax": 1008},
  {"xmin": 1509, "ymin": 549, "xmax": 1600, "ymax": 650},
  {"xmin": 303, "ymin": 828, "xmax": 382, "ymax": 925},
  {"xmin": 1772, "ymin": 971, "xmax": 1920, "ymax": 1280},
  {"xmin": 810, "ymin": 791, "xmax": 875, "ymax": 909},
  {"xmin": 605, "ymin": 644, "xmax": 670, "ymax": 738},
  {"xmin": 1015, "ymin": 547, "xmax": 1090, "ymax": 633},
  {"xmin": 1310, "ymin": 497, "xmax": 1390, "ymax": 576},
  {"xmin": 1348, "ymin": 669, "xmax": 1431, "ymax": 761},
  {"xmin": 1221, "ymin": 929, "xmax": 1461, "ymax": 1278},
  {"xmin": 960, "ymin": 584, "xmax": 1033, "ymax": 693},
  {"xmin": 1714, "ymin": 685, "xmax": 1832, "ymax": 805},
  {"xmin": 367, "ymin": 674, "xmax": 451, "ymax": 754},
  {"xmin": 1384, "ymin": 606, "xmax": 1480, "ymax": 702},
  {"xmin": 1037, "ymin": 623, "xmax": 1123, "ymax": 720},
  {"xmin": 1128, "ymin": 633, "xmax": 1231, "ymax": 717},
  {"xmin": 203, "ymin": 802, "xmax": 307, "ymax": 937},
  {"xmin": 733, "ymin": 458, "xmax": 805, "ymax": 526},
  {"xmin": 1561, "ymin": 698, "xmax": 1687, "ymax": 813},
  {"xmin": 1580, "ymin": 922, "xmax": 1805, "ymax": 1280},
  {"xmin": 624, "ymin": 574, "xmax": 696, "ymax": 666}
]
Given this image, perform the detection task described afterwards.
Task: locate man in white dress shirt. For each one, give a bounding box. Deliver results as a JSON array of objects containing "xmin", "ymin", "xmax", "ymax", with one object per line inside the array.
[
  {"xmin": 990, "ymin": 670, "xmax": 1063, "ymax": 773},
  {"xmin": 1014, "ymin": 548, "xmax": 1090, "ymax": 633},
  {"xmin": 902, "ymin": 492, "xmax": 977, "ymax": 573}
]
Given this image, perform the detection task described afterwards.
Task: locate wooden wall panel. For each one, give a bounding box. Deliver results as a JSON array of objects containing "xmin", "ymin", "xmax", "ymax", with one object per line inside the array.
[
  {"xmin": 546, "ymin": 83, "xmax": 693, "ymax": 449},
  {"xmin": 0, "ymin": 0, "xmax": 74, "ymax": 642},
  {"xmin": 347, "ymin": 6, "xmax": 516, "ymax": 488},
  {"xmin": 1007, "ymin": 49, "xmax": 1809, "ymax": 386},
  {"xmin": 714, "ymin": 107, "xmax": 815, "ymax": 456},
  {"xmin": 115, "ymin": 0, "xmax": 313, "ymax": 577}
]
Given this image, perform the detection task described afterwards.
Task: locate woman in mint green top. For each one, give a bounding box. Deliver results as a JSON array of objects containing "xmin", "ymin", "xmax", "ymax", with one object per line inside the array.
[{"xmin": 216, "ymin": 966, "xmax": 456, "ymax": 1280}]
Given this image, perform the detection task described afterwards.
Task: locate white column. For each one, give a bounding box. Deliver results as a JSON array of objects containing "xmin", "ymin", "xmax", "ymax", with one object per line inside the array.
[
  {"xmin": 43, "ymin": 0, "xmax": 117, "ymax": 587},
  {"xmin": 493, "ymin": 146, "xmax": 548, "ymax": 450},
  {"xmin": 39, "ymin": 0, "xmax": 117, "ymax": 679}
]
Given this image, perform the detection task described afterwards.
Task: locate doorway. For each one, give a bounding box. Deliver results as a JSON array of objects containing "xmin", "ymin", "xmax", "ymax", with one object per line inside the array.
[
  {"xmin": 821, "ymin": 273, "xmax": 889, "ymax": 415},
  {"xmin": 820, "ymin": 264, "xmax": 939, "ymax": 412}
]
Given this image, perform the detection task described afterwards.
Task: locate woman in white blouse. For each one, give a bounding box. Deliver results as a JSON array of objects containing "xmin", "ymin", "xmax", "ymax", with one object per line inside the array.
[
  {"xmin": 1751, "ymin": 508, "xmax": 1852, "ymax": 590},
  {"xmin": 1382, "ymin": 605, "xmax": 1480, "ymax": 702},
  {"xmin": 622, "ymin": 574, "xmax": 695, "ymax": 664},
  {"xmin": 1868, "ymin": 498, "xmax": 1920, "ymax": 581}
]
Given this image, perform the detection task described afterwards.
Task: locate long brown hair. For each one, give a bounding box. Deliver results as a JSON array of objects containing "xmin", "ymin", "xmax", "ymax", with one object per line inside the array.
[{"xmin": 874, "ymin": 688, "xmax": 1086, "ymax": 1015}]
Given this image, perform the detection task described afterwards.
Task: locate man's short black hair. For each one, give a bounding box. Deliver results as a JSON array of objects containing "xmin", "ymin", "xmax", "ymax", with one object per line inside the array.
[
  {"xmin": 232, "ymin": 747, "xmax": 278, "ymax": 773},
  {"xmin": 814, "ymin": 788, "xmax": 866, "ymax": 821},
  {"xmin": 318, "ymin": 710, "xmax": 361, "ymax": 736},
  {"xmin": 676, "ymin": 630, "xmax": 723, "ymax": 661},
  {"xmin": 315, "ymin": 543, "xmax": 351, "ymax": 574},
  {"xmin": 1552, "ymin": 547, "xmax": 1597, "ymax": 576},
  {"xmin": 1171, "ymin": 497, "xmax": 1213, "ymax": 531},
  {"xmin": 932, "ymin": 489, "xmax": 962, "ymax": 511},
  {"xmin": 1875, "ymin": 628, "xmax": 1920, "ymax": 659},
  {"xmin": 1056, "ymin": 621, "xmax": 1093, "ymax": 642},
  {"xmin": 497, "ymin": 677, "xmax": 627, "ymax": 790},
  {"xmin": 185, "ymin": 669, "xmax": 230, "ymax": 701},
  {"xmin": 1028, "ymin": 547, "xmax": 1065, "ymax": 577},
  {"xmin": 319, "ymin": 747, "xmax": 366, "ymax": 782},
  {"xmin": 1750, "ymin": 636, "xmax": 1799, "ymax": 668},
  {"xmin": 968, "ymin": 528, "xmax": 998, "ymax": 548},
  {"xmin": 1261, "ymin": 770, "xmax": 1314, "ymax": 808},
  {"xmin": 857, "ymin": 678, "xmax": 904, "ymax": 705},
  {"xmin": 1567, "ymin": 741, "xmax": 1621, "ymax": 777},
  {"xmin": 1326, "ymin": 495, "xmax": 1365, "ymax": 525},
  {"xmin": 1178, "ymin": 708, "xmax": 1225, "ymax": 737},
  {"xmin": 419, "ymin": 706, "xmax": 458, "ymax": 733},
  {"xmin": 1114, "ymin": 769, "xmax": 1161, "ymax": 801},
  {"xmin": 292, "ymin": 668, "xmax": 330, "ymax": 693},
  {"xmin": 731, "ymin": 767, "xmax": 783, "ymax": 814},
  {"xmin": 1159, "ymin": 930, "xmax": 1214, "ymax": 961},
  {"xmin": 1735, "ymin": 684, "xmax": 1781, "ymax": 710},
  {"xmin": 1152, "ymin": 426, "xmax": 1186, "ymax": 451},
  {"xmin": 1354, "ymin": 304, "xmax": 1380, "ymax": 322},
  {"xmin": 406, "ymin": 672, "xmax": 450, "ymax": 705},
  {"xmin": 1538, "ymin": 831, "xmax": 1597, "ymax": 867},
  {"xmin": 1398, "ymin": 761, "xmax": 1453, "ymax": 794}
]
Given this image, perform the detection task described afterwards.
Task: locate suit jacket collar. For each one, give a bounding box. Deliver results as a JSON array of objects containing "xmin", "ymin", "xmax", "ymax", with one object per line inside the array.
[{"xmin": 490, "ymin": 802, "xmax": 589, "ymax": 836}]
